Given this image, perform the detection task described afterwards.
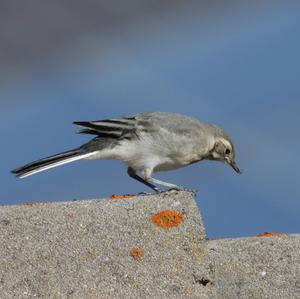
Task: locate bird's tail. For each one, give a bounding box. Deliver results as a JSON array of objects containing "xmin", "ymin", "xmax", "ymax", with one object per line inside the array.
[{"xmin": 11, "ymin": 149, "xmax": 96, "ymax": 179}]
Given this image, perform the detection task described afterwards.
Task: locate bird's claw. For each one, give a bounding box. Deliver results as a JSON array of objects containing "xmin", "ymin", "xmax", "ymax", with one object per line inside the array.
[{"xmin": 167, "ymin": 187, "xmax": 198, "ymax": 194}]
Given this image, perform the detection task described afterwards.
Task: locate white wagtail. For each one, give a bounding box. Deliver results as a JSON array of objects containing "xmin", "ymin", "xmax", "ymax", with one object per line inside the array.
[{"xmin": 11, "ymin": 112, "xmax": 241, "ymax": 191}]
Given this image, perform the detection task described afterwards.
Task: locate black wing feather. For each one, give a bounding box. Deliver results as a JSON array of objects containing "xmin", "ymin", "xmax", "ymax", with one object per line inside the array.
[{"xmin": 73, "ymin": 117, "xmax": 137, "ymax": 138}]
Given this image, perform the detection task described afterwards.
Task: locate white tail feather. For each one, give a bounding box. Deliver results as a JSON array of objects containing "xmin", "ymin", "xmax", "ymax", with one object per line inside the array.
[{"xmin": 18, "ymin": 152, "xmax": 97, "ymax": 179}]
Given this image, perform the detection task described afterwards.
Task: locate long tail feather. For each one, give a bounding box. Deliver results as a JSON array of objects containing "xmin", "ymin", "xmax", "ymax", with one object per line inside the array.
[{"xmin": 11, "ymin": 149, "xmax": 95, "ymax": 179}]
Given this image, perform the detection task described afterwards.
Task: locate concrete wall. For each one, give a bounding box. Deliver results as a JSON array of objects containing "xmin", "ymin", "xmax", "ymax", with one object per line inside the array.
[{"xmin": 1, "ymin": 191, "xmax": 299, "ymax": 298}]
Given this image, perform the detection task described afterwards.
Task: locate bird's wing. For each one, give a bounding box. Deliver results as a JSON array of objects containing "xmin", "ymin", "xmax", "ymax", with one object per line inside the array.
[
  {"xmin": 74, "ymin": 116, "xmax": 141, "ymax": 139},
  {"xmin": 74, "ymin": 112, "xmax": 206, "ymax": 140},
  {"xmin": 135, "ymin": 112, "xmax": 205, "ymax": 137}
]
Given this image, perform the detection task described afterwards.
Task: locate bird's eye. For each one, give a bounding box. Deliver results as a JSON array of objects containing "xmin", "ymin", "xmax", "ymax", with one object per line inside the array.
[{"xmin": 225, "ymin": 149, "xmax": 231, "ymax": 155}]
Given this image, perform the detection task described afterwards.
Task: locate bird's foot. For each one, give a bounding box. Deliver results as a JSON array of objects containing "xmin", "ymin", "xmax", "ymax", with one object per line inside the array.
[
  {"xmin": 167, "ymin": 187, "xmax": 198, "ymax": 194},
  {"xmin": 137, "ymin": 191, "xmax": 154, "ymax": 196}
]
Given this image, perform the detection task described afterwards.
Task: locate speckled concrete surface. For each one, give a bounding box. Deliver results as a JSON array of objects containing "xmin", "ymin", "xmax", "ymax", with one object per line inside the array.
[
  {"xmin": 208, "ymin": 236, "xmax": 300, "ymax": 299},
  {"xmin": 0, "ymin": 191, "xmax": 213, "ymax": 298},
  {"xmin": 0, "ymin": 191, "xmax": 299, "ymax": 299}
]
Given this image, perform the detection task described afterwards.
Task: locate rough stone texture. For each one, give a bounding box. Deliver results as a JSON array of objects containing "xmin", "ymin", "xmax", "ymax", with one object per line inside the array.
[
  {"xmin": 0, "ymin": 191, "xmax": 213, "ymax": 298},
  {"xmin": 0, "ymin": 190, "xmax": 299, "ymax": 299},
  {"xmin": 208, "ymin": 236, "xmax": 300, "ymax": 299}
]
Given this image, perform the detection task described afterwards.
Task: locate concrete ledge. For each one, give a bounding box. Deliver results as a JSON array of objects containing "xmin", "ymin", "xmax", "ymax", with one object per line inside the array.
[
  {"xmin": 208, "ymin": 236, "xmax": 300, "ymax": 299},
  {"xmin": 0, "ymin": 191, "xmax": 299, "ymax": 298}
]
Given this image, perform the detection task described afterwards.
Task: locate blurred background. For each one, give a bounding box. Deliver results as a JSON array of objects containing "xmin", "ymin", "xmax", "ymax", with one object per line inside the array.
[{"xmin": 1, "ymin": 1, "xmax": 300, "ymax": 238}]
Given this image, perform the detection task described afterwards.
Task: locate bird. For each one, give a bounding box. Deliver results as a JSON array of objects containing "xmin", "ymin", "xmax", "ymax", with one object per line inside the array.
[{"xmin": 11, "ymin": 112, "xmax": 241, "ymax": 191}]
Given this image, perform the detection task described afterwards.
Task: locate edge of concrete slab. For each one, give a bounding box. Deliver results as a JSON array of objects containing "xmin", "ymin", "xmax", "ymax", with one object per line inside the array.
[{"xmin": 0, "ymin": 191, "xmax": 299, "ymax": 298}]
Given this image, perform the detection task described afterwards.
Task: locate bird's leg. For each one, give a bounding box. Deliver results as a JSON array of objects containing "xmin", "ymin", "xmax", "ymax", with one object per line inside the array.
[
  {"xmin": 127, "ymin": 167, "xmax": 159, "ymax": 192},
  {"xmin": 142, "ymin": 169, "xmax": 182, "ymax": 190},
  {"xmin": 146, "ymin": 177, "xmax": 182, "ymax": 190}
]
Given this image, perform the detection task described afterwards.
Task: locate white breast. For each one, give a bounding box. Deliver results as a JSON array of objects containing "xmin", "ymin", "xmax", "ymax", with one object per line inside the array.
[{"xmin": 113, "ymin": 132, "xmax": 206, "ymax": 173}]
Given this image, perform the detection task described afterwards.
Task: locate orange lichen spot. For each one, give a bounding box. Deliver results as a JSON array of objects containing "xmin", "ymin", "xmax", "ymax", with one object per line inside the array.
[
  {"xmin": 65, "ymin": 212, "xmax": 75, "ymax": 220},
  {"xmin": 17, "ymin": 201, "xmax": 50, "ymax": 206},
  {"xmin": 256, "ymin": 232, "xmax": 288, "ymax": 237},
  {"xmin": 151, "ymin": 210, "xmax": 183, "ymax": 228},
  {"xmin": 110, "ymin": 194, "xmax": 136, "ymax": 199},
  {"xmin": 129, "ymin": 247, "xmax": 144, "ymax": 261}
]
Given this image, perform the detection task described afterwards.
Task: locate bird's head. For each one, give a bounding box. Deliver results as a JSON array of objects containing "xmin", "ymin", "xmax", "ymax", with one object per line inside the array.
[{"xmin": 209, "ymin": 137, "xmax": 241, "ymax": 174}]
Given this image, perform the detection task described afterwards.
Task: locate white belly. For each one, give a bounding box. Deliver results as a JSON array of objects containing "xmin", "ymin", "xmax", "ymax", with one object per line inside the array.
[
  {"xmin": 84, "ymin": 132, "xmax": 207, "ymax": 173},
  {"xmin": 113, "ymin": 138, "xmax": 198, "ymax": 173}
]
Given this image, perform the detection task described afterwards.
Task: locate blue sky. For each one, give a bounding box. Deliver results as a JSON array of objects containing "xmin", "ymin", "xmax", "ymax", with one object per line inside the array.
[{"xmin": 2, "ymin": 2, "xmax": 300, "ymax": 238}]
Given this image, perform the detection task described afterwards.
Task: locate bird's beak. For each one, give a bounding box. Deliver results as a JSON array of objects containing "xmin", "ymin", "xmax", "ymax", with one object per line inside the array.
[{"xmin": 229, "ymin": 160, "xmax": 242, "ymax": 174}]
